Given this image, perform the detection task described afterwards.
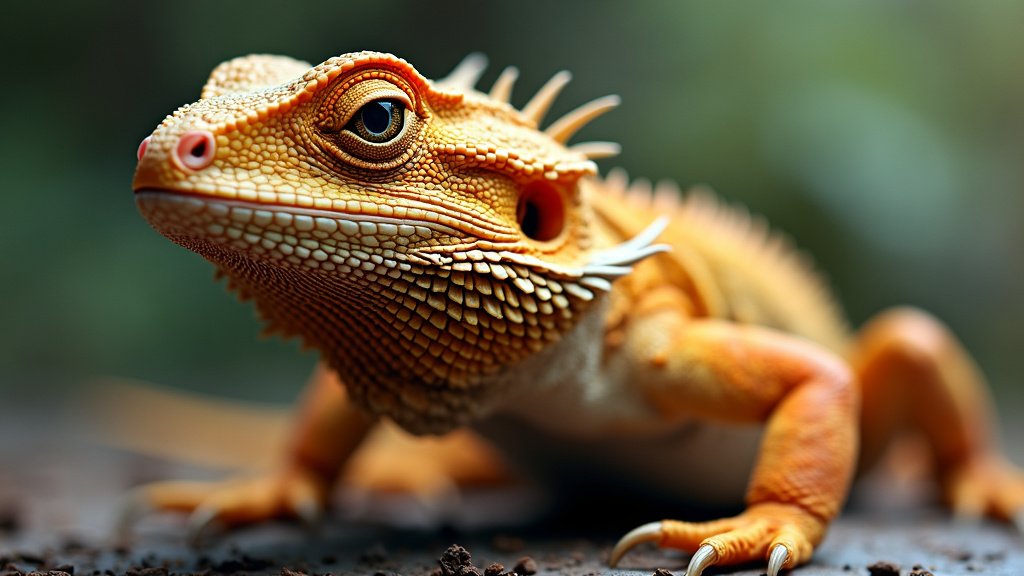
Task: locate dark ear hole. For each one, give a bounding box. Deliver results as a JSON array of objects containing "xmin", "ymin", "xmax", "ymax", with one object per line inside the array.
[{"xmin": 516, "ymin": 182, "xmax": 565, "ymax": 242}]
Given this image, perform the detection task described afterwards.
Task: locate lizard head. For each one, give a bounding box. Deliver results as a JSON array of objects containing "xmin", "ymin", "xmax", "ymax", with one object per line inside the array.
[{"xmin": 134, "ymin": 52, "xmax": 665, "ymax": 433}]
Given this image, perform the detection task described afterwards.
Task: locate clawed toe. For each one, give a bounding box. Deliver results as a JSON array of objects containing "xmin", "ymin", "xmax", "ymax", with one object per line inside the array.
[
  {"xmin": 767, "ymin": 544, "xmax": 790, "ymax": 576},
  {"xmin": 610, "ymin": 505, "xmax": 816, "ymax": 575},
  {"xmin": 609, "ymin": 521, "xmax": 662, "ymax": 566},
  {"xmin": 118, "ymin": 469, "xmax": 328, "ymax": 543},
  {"xmin": 684, "ymin": 544, "xmax": 717, "ymax": 576}
]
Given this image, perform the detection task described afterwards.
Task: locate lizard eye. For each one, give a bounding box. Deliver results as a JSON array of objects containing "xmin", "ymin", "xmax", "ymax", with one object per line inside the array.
[
  {"xmin": 346, "ymin": 99, "xmax": 405, "ymax": 144},
  {"xmin": 315, "ymin": 77, "xmax": 421, "ymax": 168}
]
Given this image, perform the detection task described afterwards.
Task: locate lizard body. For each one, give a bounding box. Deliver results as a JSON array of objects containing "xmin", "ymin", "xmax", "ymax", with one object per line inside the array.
[{"xmin": 132, "ymin": 52, "xmax": 1024, "ymax": 575}]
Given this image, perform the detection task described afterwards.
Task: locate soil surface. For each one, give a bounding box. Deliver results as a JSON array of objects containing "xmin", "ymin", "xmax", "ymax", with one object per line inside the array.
[{"xmin": 1, "ymin": 405, "xmax": 1021, "ymax": 576}]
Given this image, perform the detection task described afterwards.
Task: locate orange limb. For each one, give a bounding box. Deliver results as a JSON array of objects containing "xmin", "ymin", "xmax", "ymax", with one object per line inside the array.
[
  {"xmin": 852, "ymin": 306, "xmax": 1024, "ymax": 521},
  {"xmin": 611, "ymin": 289, "xmax": 858, "ymax": 574},
  {"xmin": 122, "ymin": 363, "xmax": 512, "ymax": 538}
]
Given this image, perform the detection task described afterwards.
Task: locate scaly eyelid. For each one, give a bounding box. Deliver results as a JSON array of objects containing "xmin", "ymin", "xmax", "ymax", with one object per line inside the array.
[{"xmin": 337, "ymin": 85, "xmax": 414, "ymax": 128}]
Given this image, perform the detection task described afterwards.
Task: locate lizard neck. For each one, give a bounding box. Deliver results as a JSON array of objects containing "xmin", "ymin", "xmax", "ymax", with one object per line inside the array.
[
  {"xmin": 187, "ymin": 236, "xmax": 597, "ymax": 435},
  {"xmin": 138, "ymin": 191, "xmax": 667, "ymax": 436}
]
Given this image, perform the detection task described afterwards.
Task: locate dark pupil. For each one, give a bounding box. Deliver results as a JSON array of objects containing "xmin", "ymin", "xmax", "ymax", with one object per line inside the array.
[{"xmin": 361, "ymin": 101, "xmax": 394, "ymax": 135}]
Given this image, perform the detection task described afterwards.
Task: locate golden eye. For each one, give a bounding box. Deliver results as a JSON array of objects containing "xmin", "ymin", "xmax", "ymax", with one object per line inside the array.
[
  {"xmin": 315, "ymin": 77, "xmax": 421, "ymax": 168},
  {"xmin": 346, "ymin": 99, "xmax": 405, "ymax": 144}
]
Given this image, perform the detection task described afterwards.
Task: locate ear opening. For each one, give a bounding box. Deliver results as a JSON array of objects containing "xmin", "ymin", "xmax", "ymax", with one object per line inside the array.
[{"xmin": 516, "ymin": 181, "xmax": 566, "ymax": 242}]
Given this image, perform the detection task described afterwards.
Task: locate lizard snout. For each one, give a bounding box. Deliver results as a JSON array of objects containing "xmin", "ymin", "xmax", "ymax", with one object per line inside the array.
[{"xmin": 136, "ymin": 136, "xmax": 151, "ymax": 161}]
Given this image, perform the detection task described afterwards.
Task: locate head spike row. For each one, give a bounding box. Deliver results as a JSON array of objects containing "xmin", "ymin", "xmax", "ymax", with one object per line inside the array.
[
  {"xmin": 489, "ymin": 66, "xmax": 519, "ymax": 103},
  {"xmin": 545, "ymin": 95, "xmax": 621, "ymax": 144},
  {"xmin": 586, "ymin": 216, "xmax": 671, "ymax": 268},
  {"xmin": 481, "ymin": 215, "xmax": 669, "ymax": 294},
  {"xmin": 436, "ymin": 53, "xmax": 488, "ymax": 90},
  {"xmin": 521, "ymin": 70, "xmax": 572, "ymax": 126},
  {"xmin": 569, "ymin": 141, "xmax": 621, "ymax": 160},
  {"xmin": 604, "ymin": 167, "xmax": 630, "ymax": 193}
]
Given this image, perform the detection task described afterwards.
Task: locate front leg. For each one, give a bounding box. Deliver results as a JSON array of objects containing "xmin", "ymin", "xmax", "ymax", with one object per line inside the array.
[
  {"xmin": 122, "ymin": 363, "xmax": 375, "ymax": 539},
  {"xmin": 610, "ymin": 289, "xmax": 858, "ymax": 575}
]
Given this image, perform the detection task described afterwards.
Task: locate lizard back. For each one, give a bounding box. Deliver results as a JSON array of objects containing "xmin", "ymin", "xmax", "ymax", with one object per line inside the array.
[{"xmin": 587, "ymin": 169, "xmax": 852, "ymax": 354}]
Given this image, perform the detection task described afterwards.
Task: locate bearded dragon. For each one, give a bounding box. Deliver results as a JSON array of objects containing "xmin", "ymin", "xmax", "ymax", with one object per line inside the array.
[{"xmin": 130, "ymin": 51, "xmax": 1024, "ymax": 575}]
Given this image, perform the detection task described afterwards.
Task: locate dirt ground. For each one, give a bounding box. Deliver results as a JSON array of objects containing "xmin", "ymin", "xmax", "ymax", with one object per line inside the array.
[{"xmin": 1, "ymin": 405, "xmax": 1022, "ymax": 576}]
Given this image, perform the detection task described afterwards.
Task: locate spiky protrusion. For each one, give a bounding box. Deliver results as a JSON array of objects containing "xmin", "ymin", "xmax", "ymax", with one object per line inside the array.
[
  {"xmin": 521, "ymin": 70, "xmax": 573, "ymax": 126},
  {"xmin": 436, "ymin": 52, "xmax": 489, "ymax": 90},
  {"xmin": 489, "ymin": 66, "xmax": 519, "ymax": 103},
  {"xmin": 545, "ymin": 95, "xmax": 621, "ymax": 143}
]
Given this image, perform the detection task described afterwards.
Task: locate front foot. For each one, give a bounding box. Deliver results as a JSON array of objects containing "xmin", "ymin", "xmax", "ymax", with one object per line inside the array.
[
  {"xmin": 945, "ymin": 455, "xmax": 1024, "ymax": 530},
  {"xmin": 610, "ymin": 503, "xmax": 826, "ymax": 576},
  {"xmin": 120, "ymin": 466, "xmax": 328, "ymax": 543}
]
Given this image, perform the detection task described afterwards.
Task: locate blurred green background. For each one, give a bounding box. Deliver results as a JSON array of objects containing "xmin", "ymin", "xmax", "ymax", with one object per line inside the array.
[{"xmin": 2, "ymin": 1, "xmax": 1022, "ymax": 411}]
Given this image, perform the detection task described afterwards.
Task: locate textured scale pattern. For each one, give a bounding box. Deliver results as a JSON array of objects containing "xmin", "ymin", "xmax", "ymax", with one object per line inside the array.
[
  {"xmin": 135, "ymin": 51, "xmax": 666, "ymax": 432},
  {"xmin": 138, "ymin": 192, "xmax": 647, "ymax": 430},
  {"xmin": 132, "ymin": 52, "xmax": 1024, "ymax": 576}
]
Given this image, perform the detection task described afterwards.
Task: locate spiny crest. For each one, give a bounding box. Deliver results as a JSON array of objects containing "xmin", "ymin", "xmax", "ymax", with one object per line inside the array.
[
  {"xmin": 405, "ymin": 216, "xmax": 670, "ymax": 311},
  {"xmin": 598, "ymin": 168, "xmax": 847, "ymax": 332},
  {"xmin": 436, "ymin": 54, "xmax": 623, "ymax": 160},
  {"xmin": 601, "ymin": 167, "xmax": 794, "ymax": 260}
]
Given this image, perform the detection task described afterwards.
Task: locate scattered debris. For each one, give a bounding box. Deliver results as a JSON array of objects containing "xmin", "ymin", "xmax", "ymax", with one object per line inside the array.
[
  {"xmin": 490, "ymin": 536, "xmax": 525, "ymax": 554},
  {"xmin": 439, "ymin": 545, "xmax": 476, "ymax": 576},
  {"xmin": 512, "ymin": 557, "xmax": 537, "ymax": 576},
  {"xmin": 124, "ymin": 568, "xmax": 167, "ymax": 576},
  {"xmin": 867, "ymin": 561, "xmax": 900, "ymax": 576},
  {"xmin": 0, "ymin": 504, "xmax": 22, "ymax": 535}
]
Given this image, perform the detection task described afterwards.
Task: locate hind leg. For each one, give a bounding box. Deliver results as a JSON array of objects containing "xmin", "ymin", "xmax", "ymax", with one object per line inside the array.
[
  {"xmin": 852, "ymin": 306, "xmax": 1024, "ymax": 523},
  {"xmin": 341, "ymin": 421, "xmax": 512, "ymax": 503}
]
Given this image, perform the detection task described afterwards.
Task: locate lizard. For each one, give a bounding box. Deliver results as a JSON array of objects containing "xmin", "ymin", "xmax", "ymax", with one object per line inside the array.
[{"xmin": 130, "ymin": 51, "xmax": 1024, "ymax": 575}]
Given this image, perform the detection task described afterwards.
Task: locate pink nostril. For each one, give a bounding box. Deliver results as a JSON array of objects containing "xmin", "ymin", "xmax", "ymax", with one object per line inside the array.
[
  {"xmin": 173, "ymin": 130, "xmax": 216, "ymax": 171},
  {"xmin": 137, "ymin": 136, "xmax": 151, "ymax": 161}
]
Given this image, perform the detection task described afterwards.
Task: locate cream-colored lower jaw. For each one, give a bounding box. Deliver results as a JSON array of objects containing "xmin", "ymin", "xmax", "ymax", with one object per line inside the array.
[{"xmin": 135, "ymin": 190, "xmax": 458, "ymax": 274}]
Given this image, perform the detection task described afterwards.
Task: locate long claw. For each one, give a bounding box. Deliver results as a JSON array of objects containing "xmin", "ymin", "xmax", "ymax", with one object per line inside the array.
[
  {"xmin": 115, "ymin": 489, "xmax": 150, "ymax": 541},
  {"xmin": 685, "ymin": 544, "xmax": 718, "ymax": 576},
  {"xmin": 609, "ymin": 521, "xmax": 661, "ymax": 567},
  {"xmin": 186, "ymin": 504, "xmax": 220, "ymax": 547},
  {"xmin": 294, "ymin": 496, "xmax": 322, "ymax": 527},
  {"xmin": 767, "ymin": 544, "xmax": 789, "ymax": 576}
]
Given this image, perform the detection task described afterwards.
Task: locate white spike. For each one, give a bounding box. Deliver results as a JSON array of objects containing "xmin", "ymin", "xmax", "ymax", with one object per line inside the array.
[
  {"xmin": 569, "ymin": 141, "xmax": 621, "ymax": 160},
  {"xmin": 521, "ymin": 70, "xmax": 572, "ymax": 126},
  {"xmin": 545, "ymin": 95, "xmax": 620, "ymax": 143},
  {"xmin": 581, "ymin": 264, "xmax": 633, "ymax": 278},
  {"xmin": 437, "ymin": 53, "xmax": 488, "ymax": 90},
  {"xmin": 578, "ymin": 276, "xmax": 613, "ymax": 292},
  {"xmin": 589, "ymin": 216, "xmax": 671, "ymax": 266},
  {"xmin": 489, "ymin": 66, "xmax": 519, "ymax": 103},
  {"xmin": 562, "ymin": 282, "xmax": 594, "ymax": 301}
]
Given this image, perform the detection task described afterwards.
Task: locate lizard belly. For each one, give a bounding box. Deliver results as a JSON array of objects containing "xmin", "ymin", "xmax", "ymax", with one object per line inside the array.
[{"xmin": 477, "ymin": 417, "xmax": 763, "ymax": 508}]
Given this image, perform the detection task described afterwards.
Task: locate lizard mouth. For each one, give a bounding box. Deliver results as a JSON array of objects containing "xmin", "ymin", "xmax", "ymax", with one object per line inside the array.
[{"xmin": 135, "ymin": 189, "xmax": 465, "ymax": 273}]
